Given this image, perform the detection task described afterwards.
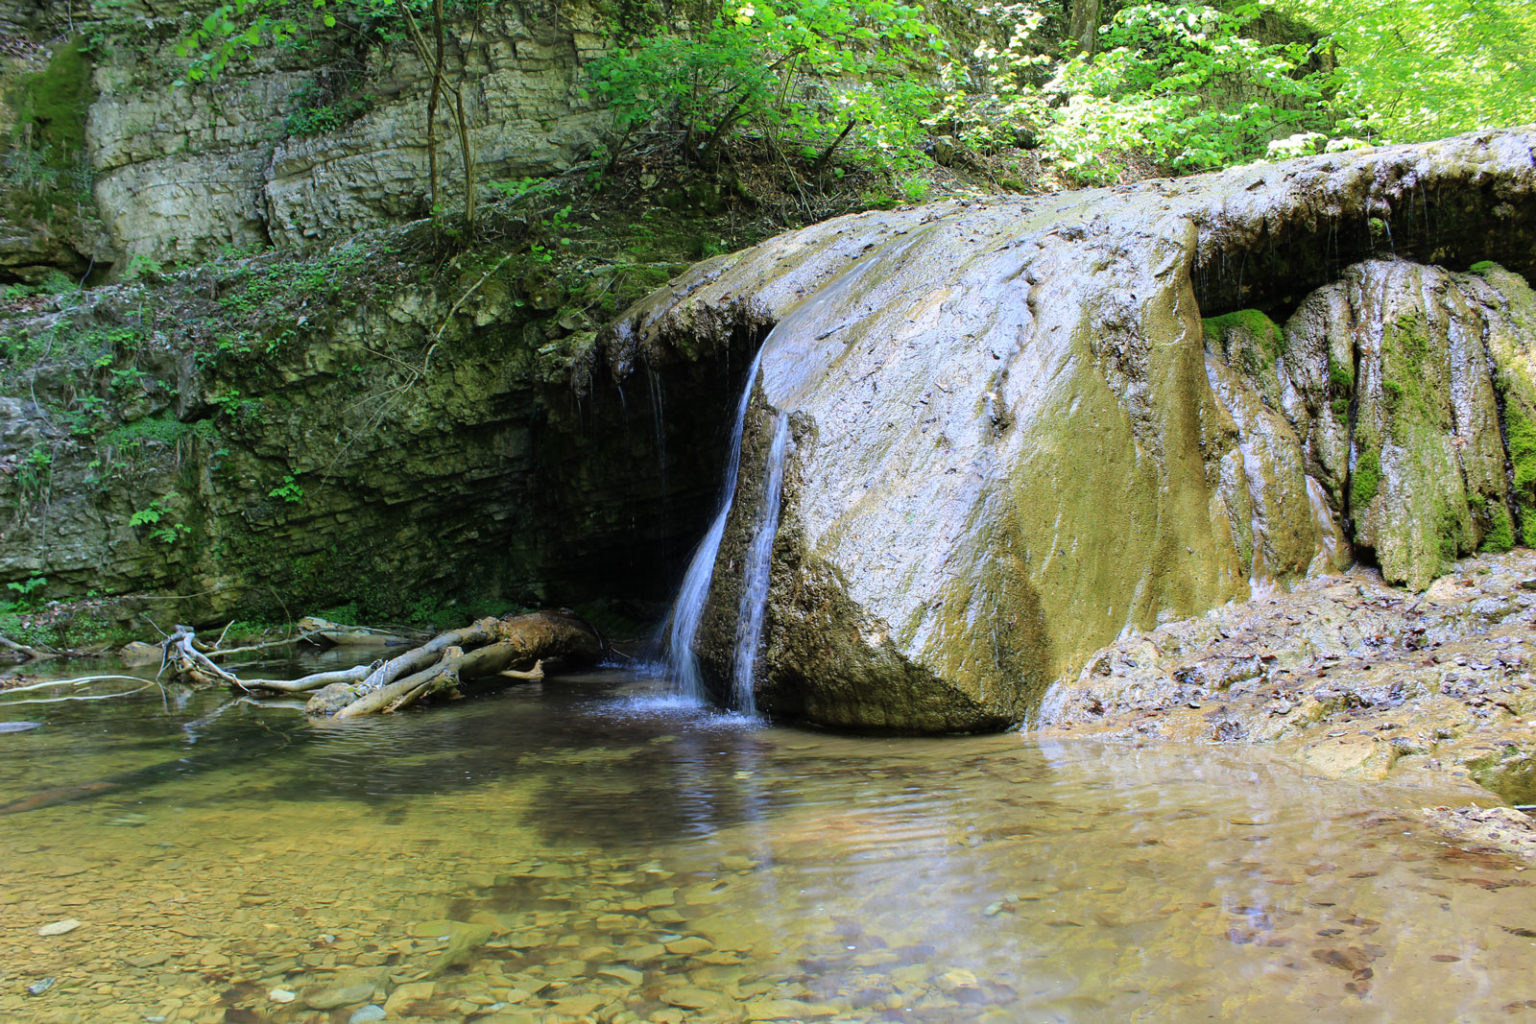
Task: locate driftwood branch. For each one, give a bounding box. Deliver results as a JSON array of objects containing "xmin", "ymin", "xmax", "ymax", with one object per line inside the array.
[
  {"xmin": 154, "ymin": 611, "xmax": 604, "ymax": 718},
  {"xmin": 0, "ymin": 633, "xmax": 56, "ymax": 661}
]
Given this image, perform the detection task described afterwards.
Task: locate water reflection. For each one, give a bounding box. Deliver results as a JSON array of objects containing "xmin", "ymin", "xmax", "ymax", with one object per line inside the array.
[{"xmin": 1, "ymin": 663, "xmax": 1534, "ymax": 1022}]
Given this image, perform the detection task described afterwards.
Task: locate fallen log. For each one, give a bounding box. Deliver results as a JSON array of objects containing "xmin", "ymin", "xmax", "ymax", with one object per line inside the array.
[
  {"xmin": 158, "ymin": 610, "xmax": 606, "ymax": 717},
  {"xmin": 294, "ymin": 617, "xmax": 418, "ymax": 647}
]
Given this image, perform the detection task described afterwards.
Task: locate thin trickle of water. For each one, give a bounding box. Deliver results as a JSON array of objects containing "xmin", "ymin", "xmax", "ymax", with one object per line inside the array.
[
  {"xmin": 665, "ymin": 344, "xmax": 772, "ymax": 701},
  {"xmin": 1236, "ymin": 437, "xmax": 1272, "ymax": 596},
  {"xmin": 1306, "ymin": 475, "xmax": 1346, "ymax": 565},
  {"xmin": 731, "ymin": 414, "xmax": 790, "ymax": 715},
  {"xmin": 647, "ymin": 367, "xmax": 669, "ymax": 500},
  {"xmin": 663, "ymin": 234, "xmax": 907, "ymax": 708}
]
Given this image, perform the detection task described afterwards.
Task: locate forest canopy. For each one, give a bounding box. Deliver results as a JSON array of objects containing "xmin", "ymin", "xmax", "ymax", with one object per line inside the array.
[{"xmin": 179, "ymin": 0, "xmax": 1536, "ymax": 194}]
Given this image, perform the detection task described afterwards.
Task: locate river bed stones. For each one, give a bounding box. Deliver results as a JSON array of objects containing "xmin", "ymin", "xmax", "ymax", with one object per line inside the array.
[{"xmin": 1038, "ymin": 548, "xmax": 1536, "ymax": 849}]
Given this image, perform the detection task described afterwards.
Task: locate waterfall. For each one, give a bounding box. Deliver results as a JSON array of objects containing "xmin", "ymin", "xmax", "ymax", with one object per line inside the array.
[
  {"xmin": 730, "ymin": 414, "xmax": 790, "ymax": 715},
  {"xmin": 661, "ymin": 247, "xmax": 879, "ymax": 708},
  {"xmin": 664, "ymin": 343, "xmax": 772, "ymax": 702}
]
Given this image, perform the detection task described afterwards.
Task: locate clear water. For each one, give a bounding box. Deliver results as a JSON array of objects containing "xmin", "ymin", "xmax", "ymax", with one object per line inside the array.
[
  {"xmin": 731, "ymin": 414, "xmax": 790, "ymax": 716},
  {"xmin": 2, "ymin": 662, "xmax": 1535, "ymax": 1024}
]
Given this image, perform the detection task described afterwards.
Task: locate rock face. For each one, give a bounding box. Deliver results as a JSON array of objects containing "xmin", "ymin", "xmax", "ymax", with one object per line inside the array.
[
  {"xmin": 0, "ymin": 254, "xmax": 758, "ymax": 638},
  {"xmin": 0, "ymin": 0, "xmax": 608, "ymax": 276},
  {"xmin": 607, "ymin": 129, "xmax": 1536, "ymax": 732}
]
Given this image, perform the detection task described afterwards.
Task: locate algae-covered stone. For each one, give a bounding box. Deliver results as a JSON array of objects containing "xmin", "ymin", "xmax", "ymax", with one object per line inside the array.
[
  {"xmin": 1283, "ymin": 261, "xmax": 1532, "ymax": 589},
  {"xmin": 609, "ymin": 129, "xmax": 1536, "ymax": 731}
]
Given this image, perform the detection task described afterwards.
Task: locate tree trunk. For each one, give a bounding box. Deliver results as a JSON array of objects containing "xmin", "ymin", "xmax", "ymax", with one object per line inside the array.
[
  {"xmin": 161, "ymin": 611, "xmax": 607, "ymax": 717},
  {"xmin": 1069, "ymin": 0, "xmax": 1103, "ymax": 55}
]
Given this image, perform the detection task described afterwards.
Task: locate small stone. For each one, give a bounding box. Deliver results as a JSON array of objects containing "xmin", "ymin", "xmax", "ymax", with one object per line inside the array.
[
  {"xmin": 348, "ymin": 1006, "xmax": 387, "ymax": 1024},
  {"xmin": 268, "ymin": 989, "xmax": 296, "ymax": 1003},
  {"xmin": 552, "ymin": 994, "xmax": 606, "ymax": 1016},
  {"xmin": 304, "ymin": 981, "xmax": 377, "ymax": 1010},
  {"xmin": 384, "ymin": 980, "xmax": 437, "ymax": 1014},
  {"xmin": 126, "ymin": 952, "xmax": 171, "ymax": 968},
  {"xmin": 38, "ymin": 919, "xmax": 81, "ymax": 936},
  {"xmin": 625, "ymin": 943, "xmax": 666, "ymax": 961},
  {"xmin": 662, "ymin": 987, "xmax": 726, "ymax": 1010},
  {"xmin": 26, "ymin": 978, "xmax": 55, "ymax": 996},
  {"xmin": 664, "ymin": 936, "xmax": 714, "ymax": 956},
  {"xmin": 598, "ymin": 966, "xmax": 644, "ymax": 986},
  {"xmin": 743, "ymin": 999, "xmax": 839, "ymax": 1020},
  {"xmin": 937, "ymin": 969, "xmax": 980, "ymax": 992},
  {"xmin": 639, "ymin": 887, "xmax": 677, "ymax": 908}
]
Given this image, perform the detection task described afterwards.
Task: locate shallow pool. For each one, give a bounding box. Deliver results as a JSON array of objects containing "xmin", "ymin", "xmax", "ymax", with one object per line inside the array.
[{"xmin": 2, "ymin": 664, "xmax": 1533, "ymax": 1023}]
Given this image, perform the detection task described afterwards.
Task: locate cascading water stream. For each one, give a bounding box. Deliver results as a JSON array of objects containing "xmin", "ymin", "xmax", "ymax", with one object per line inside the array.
[
  {"xmin": 664, "ymin": 344, "xmax": 772, "ymax": 702},
  {"xmin": 730, "ymin": 414, "xmax": 790, "ymax": 715},
  {"xmin": 660, "ymin": 236, "xmax": 905, "ymax": 709}
]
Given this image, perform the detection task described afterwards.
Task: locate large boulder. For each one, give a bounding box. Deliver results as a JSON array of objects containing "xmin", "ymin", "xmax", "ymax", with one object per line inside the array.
[{"xmin": 606, "ymin": 128, "xmax": 1536, "ymax": 732}]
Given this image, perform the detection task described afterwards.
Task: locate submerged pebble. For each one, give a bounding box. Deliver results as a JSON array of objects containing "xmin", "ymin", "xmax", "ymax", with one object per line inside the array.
[{"xmin": 37, "ymin": 919, "xmax": 80, "ymax": 936}]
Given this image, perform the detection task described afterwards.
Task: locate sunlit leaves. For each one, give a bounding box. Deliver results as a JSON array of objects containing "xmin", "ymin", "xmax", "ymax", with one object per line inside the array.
[
  {"xmin": 586, "ymin": 0, "xmax": 943, "ymax": 172},
  {"xmin": 1276, "ymin": 0, "xmax": 1536, "ymax": 142}
]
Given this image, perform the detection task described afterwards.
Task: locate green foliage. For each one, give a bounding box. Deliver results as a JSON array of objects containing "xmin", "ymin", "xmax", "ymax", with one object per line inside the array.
[
  {"xmin": 5, "ymin": 576, "xmax": 47, "ymax": 610},
  {"xmin": 1, "ymin": 270, "xmax": 79, "ymax": 304},
  {"xmin": 129, "ymin": 491, "xmax": 192, "ymax": 545},
  {"xmin": 283, "ymin": 80, "xmax": 373, "ymax": 138},
  {"xmin": 586, "ymin": 0, "xmax": 943, "ymax": 173},
  {"xmin": 937, "ymin": 2, "xmax": 1337, "ymax": 182},
  {"xmin": 13, "ymin": 445, "xmax": 53, "ymax": 501},
  {"xmin": 122, "ymin": 254, "xmax": 168, "ymax": 283},
  {"xmin": 1278, "ymin": 0, "xmax": 1536, "ymax": 143},
  {"xmin": 897, "ymin": 174, "xmax": 931, "ymax": 202},
  {"xmin": 1049, "ymin": 4, "xmax": 1334, "ymax": 181},
  {"xmin": 102, "ymin": 414, "xmax": 219, "ymax": 448},
  {"xmin": 176, "ymin": 0, "xmax": 310, "ymax": 82},
  {"xmin": 268, "ymin": 474, "xmax": 306, "ymax": 503}
]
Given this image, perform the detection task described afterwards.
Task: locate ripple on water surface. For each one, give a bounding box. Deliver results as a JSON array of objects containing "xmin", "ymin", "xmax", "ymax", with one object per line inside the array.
[{"xmin": 1, "ymin": 664, "xmax": 1534, "ymax": 1022}]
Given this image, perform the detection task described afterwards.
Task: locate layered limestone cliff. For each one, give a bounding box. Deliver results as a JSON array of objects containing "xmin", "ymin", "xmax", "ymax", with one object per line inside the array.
[{"xmin": 0, "ymin": 0, "xmax": 607, "ymax": 278}]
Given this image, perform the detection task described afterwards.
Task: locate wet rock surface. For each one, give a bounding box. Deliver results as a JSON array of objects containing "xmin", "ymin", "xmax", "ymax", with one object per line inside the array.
[
  {"xmin": 612, "ymin": 128, "xmax": 1536, "ymax": 732},
  {"xmin": 1038, "ymin": 549, "xmax": 1536, "ymax": 851}
]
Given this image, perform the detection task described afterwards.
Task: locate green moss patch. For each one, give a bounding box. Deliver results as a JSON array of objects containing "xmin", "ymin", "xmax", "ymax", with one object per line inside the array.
[
  {"xmin": 1481, "ymin": 501, "xmax": 1516, "ymax": 553},
  {"xmin": 1509, "ymin": 404, "xmax": 1536, "ymax": 546},
  {"xmin": 1202, "ymin": 308, "xmax": 1285, "ymax": 374},
  {"xmin": 1351, "ymin": 448, "xmax": 1381, "ymax": 509},
  {"xmin": 5, "ymin": 36, "xmax": 96, "ymax": 210}
]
